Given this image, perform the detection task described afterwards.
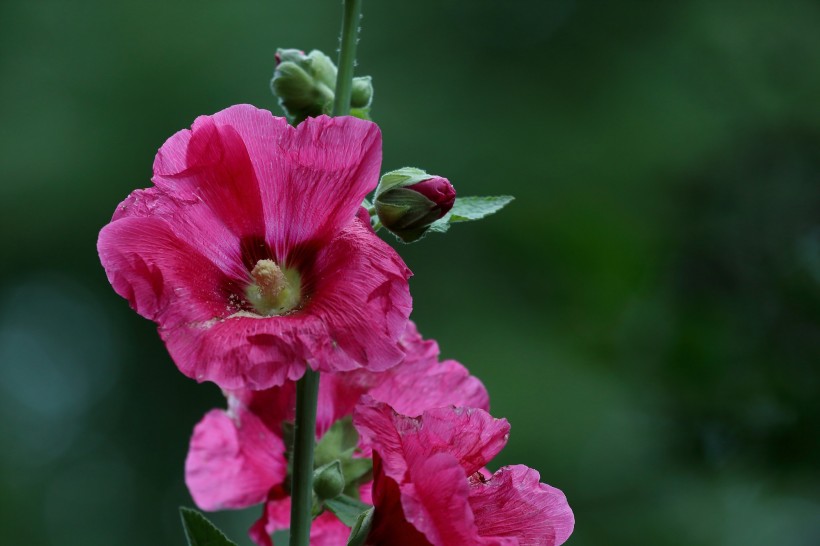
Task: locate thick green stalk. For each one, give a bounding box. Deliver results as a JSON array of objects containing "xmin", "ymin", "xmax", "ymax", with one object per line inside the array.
[
  {"xmin": 289, "ymin": 3, "xmax": 362, "ymax": 545},
  {"xmin": 288, "ymin": 367, "xmax": 321, "ymax": 546},
  {"xmin": 332, "ymin": 0, "xmax": 363, "ymax": 116}
]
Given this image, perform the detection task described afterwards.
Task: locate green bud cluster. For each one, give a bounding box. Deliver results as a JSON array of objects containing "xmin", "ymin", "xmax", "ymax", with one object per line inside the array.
[{"xmin": 271, "ymin": 48, "xmax": 373, "ymax": 124}]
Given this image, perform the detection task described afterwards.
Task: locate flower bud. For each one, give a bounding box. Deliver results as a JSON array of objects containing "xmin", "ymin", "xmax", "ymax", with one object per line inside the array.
[
  {"xmin": 374, "ymin": 168, "xmax": 456, "ymax": 243},
  {"xmin": 350, "ymin": 76, "xmax": 373, "ymax": 109},
  {"xmin": 271, "ymin": 49, "xmax": 335, "ymax": 123},
  {"xmin": 271, "ymin": 48, "xmax": 374, "ymax": 124},
  {"xmin": 313, "ymin": 460, "xmax": 345, "ymax": 501}
]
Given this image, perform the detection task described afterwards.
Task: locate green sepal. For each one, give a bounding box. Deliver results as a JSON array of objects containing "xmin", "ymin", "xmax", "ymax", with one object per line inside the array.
[
  {"xmin": 346, "ymin": 507, "xmax": 375, "ymax": 546},
  {"xmin": 314, "ymin": 416, "xmax": 373, "ymax": 498},
  {"xmin": 314, "ymin": 417, "xmax": 358, "ymax": 464},
  {"xmin": 325, "ymin": 494, "xmax": 373, "ymax": 527},
  {"xmin": 349, "ymin": 107, "xmax": 371, "ymax": 121},
  {"xmin": 179, "ymin": 507, "xmax": 238, "ymax": 546},
  {"xmin": 374, "ymin": 167, "xmax": 431, "ymax": 198},
  {"xmin": 428, "ymin": 195, "xmax": 514, "ymax": 234}
]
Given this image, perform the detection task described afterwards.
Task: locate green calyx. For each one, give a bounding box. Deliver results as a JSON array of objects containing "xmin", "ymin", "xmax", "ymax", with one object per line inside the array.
[
  {"xmin": 282, "ymin": 416, "xmax": 373, "ymax": 509},
  {"xmin": 374, "ymin": 167, "xmax": 441, "ymax": 243},
  {"xmin": 245, "ymin": 259, "xmax": 301, "ymax": 316},
  {"xmin": 313, "ymin": 461, "xmax": 346, "ymax": 501}
]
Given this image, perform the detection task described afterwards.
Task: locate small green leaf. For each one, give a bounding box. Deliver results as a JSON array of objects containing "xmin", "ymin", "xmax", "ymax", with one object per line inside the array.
[
  {"xmin": 448, "ymin": 195, "xmax": 514, "ymax": 222},
  {"xmin": 179, "ymin": 507, "xmax": 238, "ymax": 546},
  {"xmin": 325, "ymin": 495, "xmax": 373, "ymax": 527},
  {"xmin": 314, "ymin": 417, "xmax": 359, "ymax": 466},
  {"xmin": 346, "ymin": 507, "xmax": 374, "ymax": 546},
  {"xmin": 428, "ymin": 195, "xmax": 513, "ymax": 236}
]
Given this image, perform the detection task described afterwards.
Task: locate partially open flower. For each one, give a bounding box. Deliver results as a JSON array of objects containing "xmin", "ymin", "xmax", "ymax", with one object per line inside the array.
[
  {"xmin": 98, "ymin": 105, "xmax": 412, "ymax": 390},
  {"xmin": 374, "ymin": 168, "xmax": 456, "ymax": 242},
  {"xmin": 354, "ymin": 400, "xmax": 575, "ymax": 546}
]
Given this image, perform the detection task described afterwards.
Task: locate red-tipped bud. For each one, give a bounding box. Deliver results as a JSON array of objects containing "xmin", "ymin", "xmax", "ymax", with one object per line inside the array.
[
  {"xmin": 409, "ymin": 176, "xmax": 456, "ymax": 219},
  {"xmin": 374, "ymin": 168, "xmax": 457, "ymax": 243}
]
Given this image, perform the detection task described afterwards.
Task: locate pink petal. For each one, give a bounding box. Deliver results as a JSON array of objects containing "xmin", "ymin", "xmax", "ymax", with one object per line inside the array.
[
  {"xmin": 468, "ymin": 466, "xmax": 575, "ymax": 546},
  {"xmin": 165, "ymin": 105, "xmax": 383, "ymax": 265},
  {"xmin": 299, "ymin": 216, "xmax": 412, "ymax": 375},
  {"xmin": 249, "ymin": 495, "xmax": 352, "ymax": 546},
  {"xmin": 156, "ymin": 216, "xmax": 410, "ymax": 390},
  {"xmin": 97, "ymin": 217, "xmax": 232, "ymax": 325},
  {"xmin": 184, "ymin": 408, "xmax": 286, "ymax": 511},
  {"xmin": 111, "ymin": 186, "xmax": 246, "ymax": 280},
  {"xmin": 231, "ymin": 368, "xmax": 373, "ymax": 438},
  {"xmin": 353, "ymin": 400, "xmax": 510, "ymax": 482},
  {"xmin": 367, "ymin": 455, "xmax": 433, "ymax": 546},
  {"xmin": 152, "ymin": 105, "xmax": 382, "ymax": 266},
  {"xmin": 400, "ymin": 452, "xmax": 479, "ymax": 546},
  {"xmin": 152, "ymin": 113, "xmax": 267, "ymax": 244},
  {"xmin": 369, "ymin": 358, "xmax": 490, "ymax": 416}
]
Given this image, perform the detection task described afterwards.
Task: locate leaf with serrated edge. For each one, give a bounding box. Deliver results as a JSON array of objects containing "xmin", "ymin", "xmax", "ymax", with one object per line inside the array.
[
  {"xmin": 449, "ymin": 195, "xmax": 514, "ymax": 222},
  {"xmin": 418, "ymin": 195, "xmax": 513, "ymax": 239},
  {"xmin": 179, "ymin": 507, "xmax": 238, "ymax": 546}
]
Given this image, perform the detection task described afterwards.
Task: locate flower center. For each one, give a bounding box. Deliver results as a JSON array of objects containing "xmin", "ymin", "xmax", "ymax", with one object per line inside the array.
[{"xmin": 245, "ymin": 259, "xmax": 301, "ymax": 316}]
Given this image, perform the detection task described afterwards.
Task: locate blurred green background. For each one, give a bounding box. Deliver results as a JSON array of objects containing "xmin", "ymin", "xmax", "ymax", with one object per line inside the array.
[{"xmin": 1, "ymin": 1, "xmax": 819, "ymax": 545}]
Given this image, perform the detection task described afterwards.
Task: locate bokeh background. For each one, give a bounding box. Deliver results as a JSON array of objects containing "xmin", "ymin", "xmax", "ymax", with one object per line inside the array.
[{"xmin": 1, "ymin": 1, "xmax": 819, "ymax": 545}]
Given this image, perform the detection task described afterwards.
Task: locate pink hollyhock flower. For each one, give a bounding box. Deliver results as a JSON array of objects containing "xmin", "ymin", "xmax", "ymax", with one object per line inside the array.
[
  {"xmin": 353, "ymin": 399, "xmax": 575, "ymax": 546},
  {"xmin": 98, "ymin": 105, "xmax": 412, "ymax": 390},
  {"xmin": 184, "ymin": 323, "xmax": 490, "ymax": 545}
]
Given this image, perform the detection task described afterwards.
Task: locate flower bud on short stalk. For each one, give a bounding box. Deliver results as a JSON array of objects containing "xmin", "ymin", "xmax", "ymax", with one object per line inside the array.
[
  {"xmin": 313, "ymin": 460, "xmax": 346, "ymax": 501},
  {"xmin": 350, "ymin": 76, "xmax": 373, "ymax": 109},
  {"xmin": 374, "ymin": 168, "xmax": 456, "ymax": 242}
]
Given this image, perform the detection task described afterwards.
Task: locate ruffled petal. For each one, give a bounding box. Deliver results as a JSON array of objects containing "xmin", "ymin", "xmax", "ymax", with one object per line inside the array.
[
  {"xmin": 298, "ymin": 216, "xmax": 412, "ymax": 374},
  {"xmin": 369, "ymin": 358, "xmax": 490, "ymax": 416},
  {"xmin": 468, "ymin": 466, "xmax": 575, "ymax": 546},
  {"xmin": 353, "ymin": 400, "xmax": 510, "ymax": 482},
  {"xmin": 184, "ymin": 408, "xmax": 286, "ymax": 511},
  {"xmin": 400, "ymin": 452, "xmax": 479, "ymax": 546},
  {"xmin": 368, "ymin": 455, "xmax": 433, "ymax": 546},
  {"xmin": 152, "ymin": 112, "xmax": 268, "ymax": 244},
  {"xmin": 111, "ymin": 185, "xmax": 248, "ymax": 278},
  {"xmin": 154, "ymin": 216, "xmax": 411, "ymax": 390},
  {"xmin": 97, "ymin": 216, "xmax": 231, "ymax": 325},
  {"xmin": 163, "ymin": 105, "xmax": 382, "ymax": 264}
]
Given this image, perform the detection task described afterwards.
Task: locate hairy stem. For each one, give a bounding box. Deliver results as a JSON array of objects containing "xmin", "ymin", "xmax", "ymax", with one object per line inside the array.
[{"xmin": 332, "ymin": 0, "xmax": 363, "ymax": 116}]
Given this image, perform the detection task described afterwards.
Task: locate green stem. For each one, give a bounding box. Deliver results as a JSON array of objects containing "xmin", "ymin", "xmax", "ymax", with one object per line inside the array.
[
  {"xmin": 289, "ymin": 367, "xmax": 321, "ymax": 546},
  {"xmin": 288, "ymin": 3, "xmax": 363, "ymax": 544},
  {"xmin": 332, "ymin": 0, "xmax": 363, "ymax": 116}
]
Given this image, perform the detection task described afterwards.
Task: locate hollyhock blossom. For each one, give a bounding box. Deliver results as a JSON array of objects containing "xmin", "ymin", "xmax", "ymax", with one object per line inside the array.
[
  {"xmin": 353, "ymin": 399, "xmax": 575, "ymax": 546},
  {"xmin": 98, "ymin": 105, "xmax": 412, "ymax": 390},
  {"xmin": 184, "ymin": 323, "xmax": 490, "ymax": 546}
]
